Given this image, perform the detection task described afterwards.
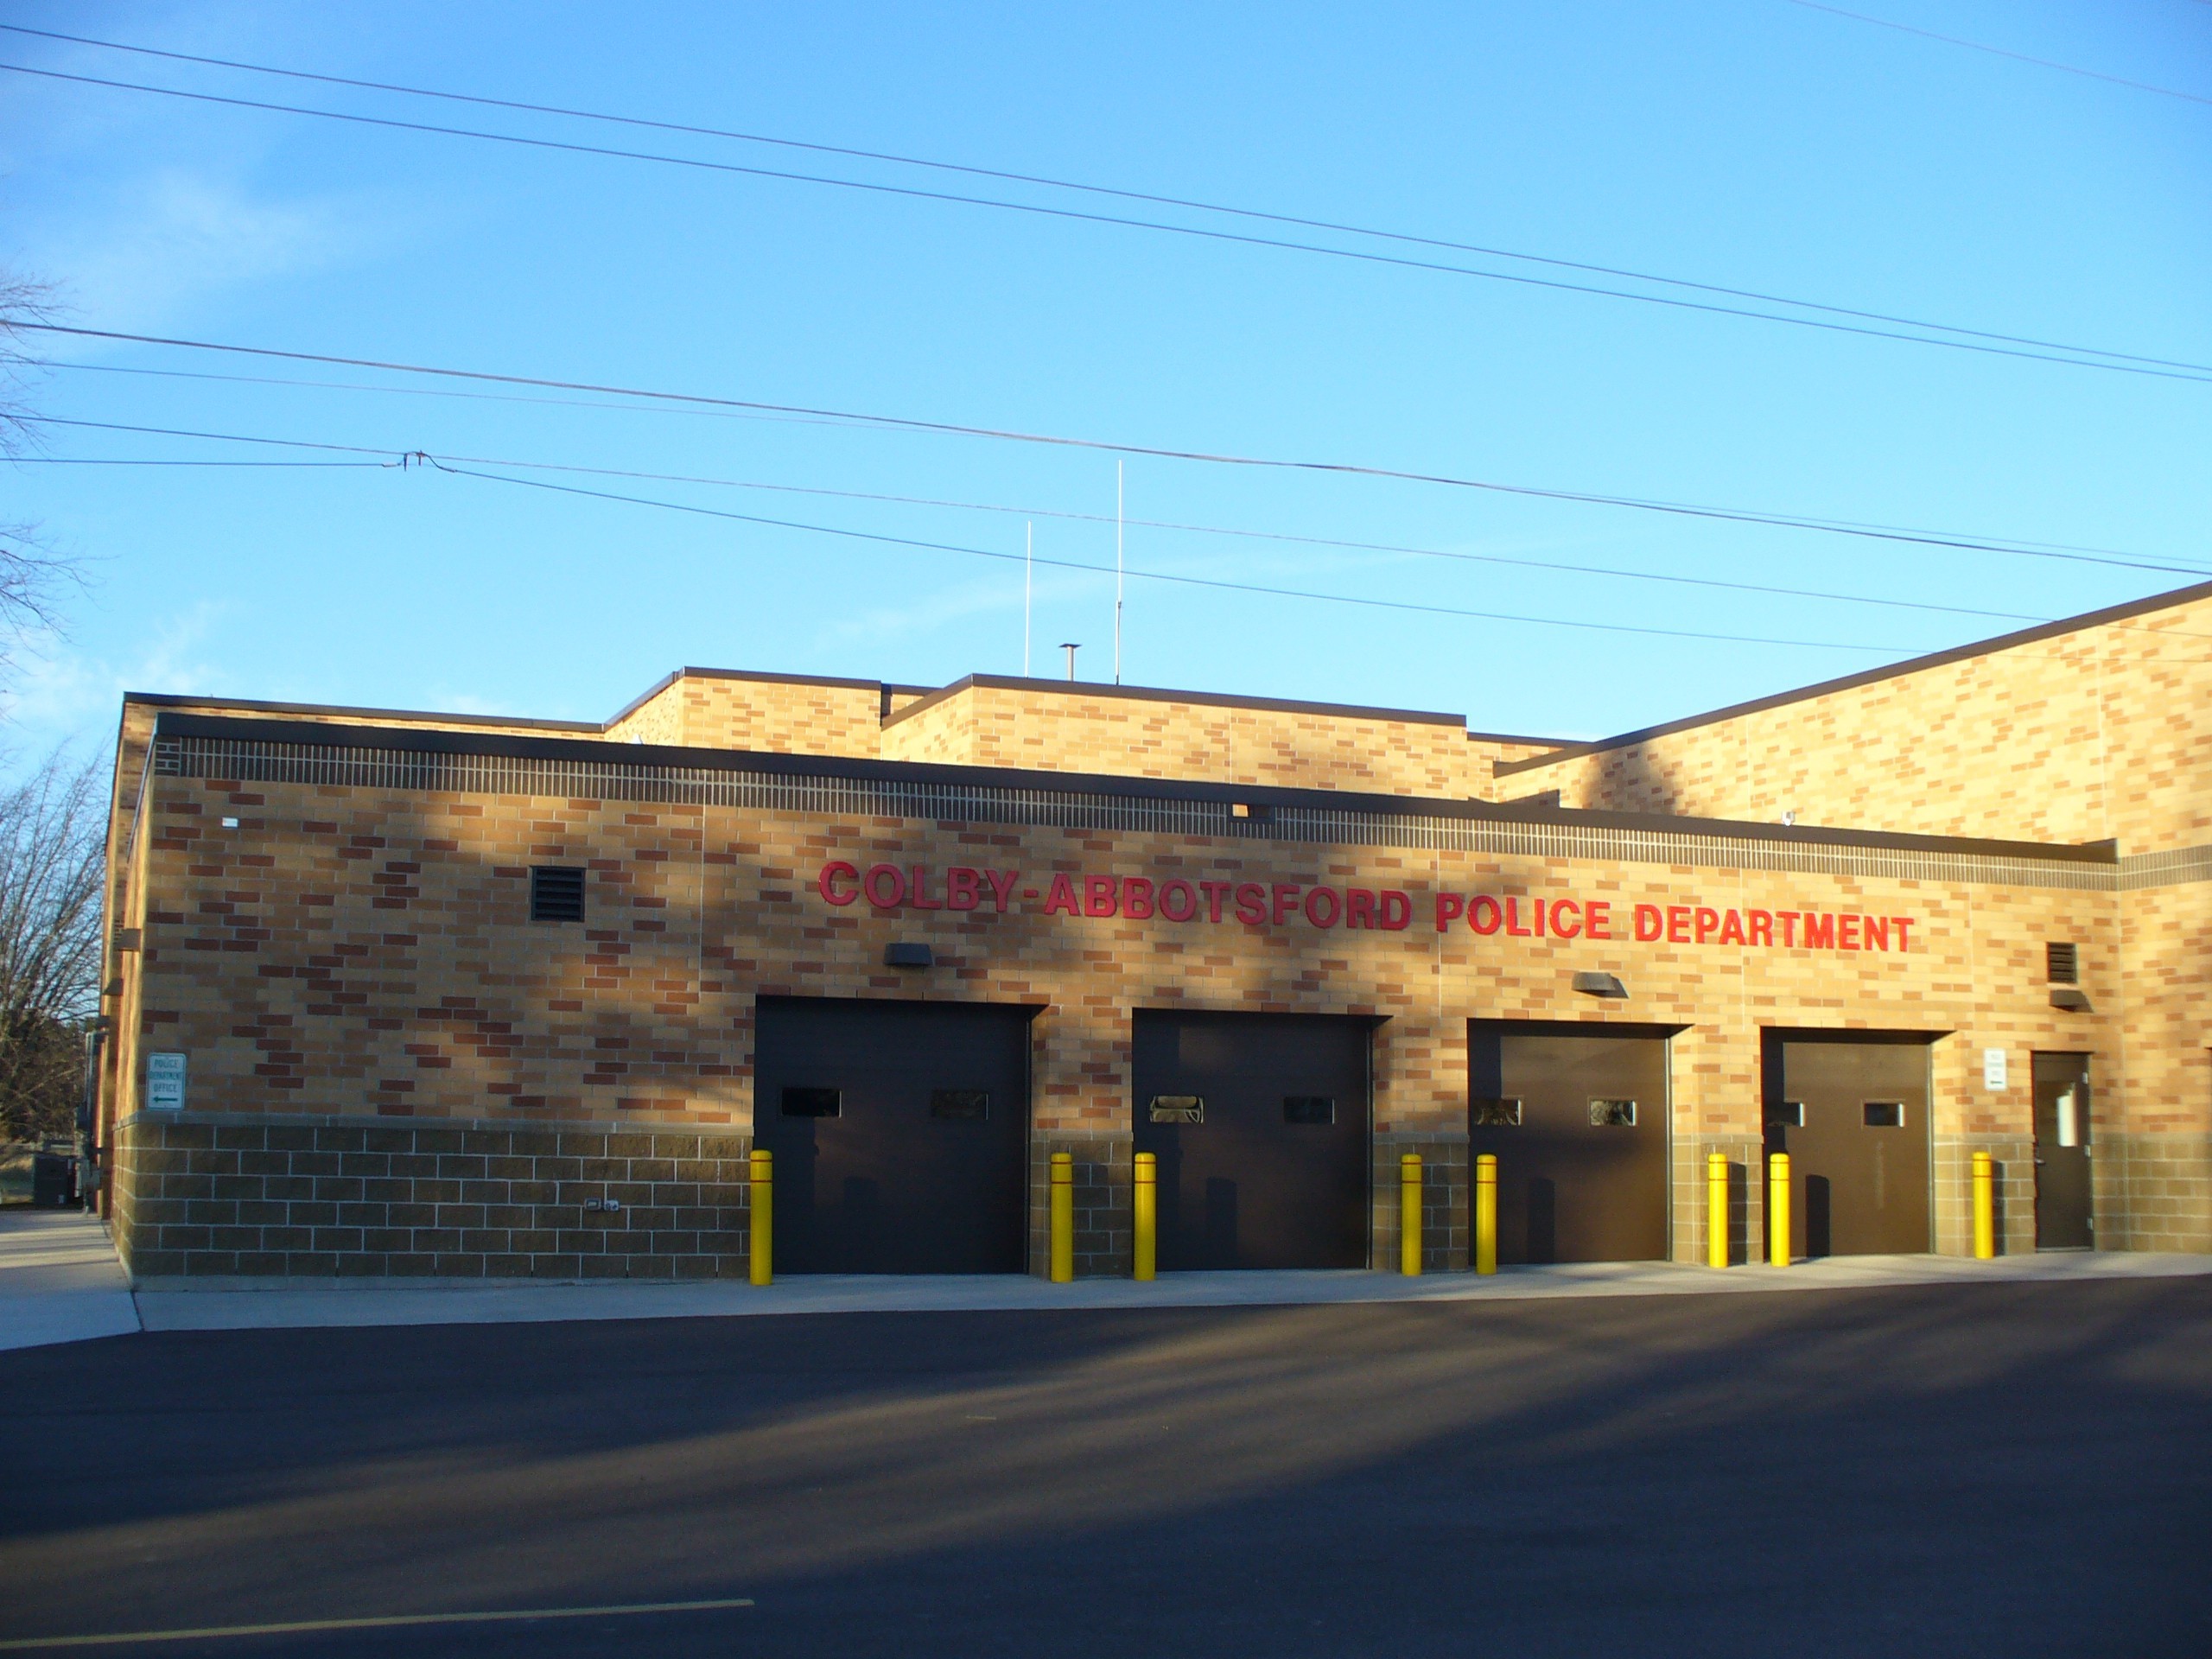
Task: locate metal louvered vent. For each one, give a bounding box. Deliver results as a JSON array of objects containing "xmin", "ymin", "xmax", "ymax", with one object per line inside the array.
[
  {"xmin": 530, "ymin": 866, "xmax": 586, "ymax": 923},
  {"xmin": 2047, "ymin": 941, "xmax": 2079, "ymax": 984}
]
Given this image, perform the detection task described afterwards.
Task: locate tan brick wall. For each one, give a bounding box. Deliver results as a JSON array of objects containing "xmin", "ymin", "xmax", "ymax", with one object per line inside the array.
[
  {"xmin": 105, "ymin": 753, "xmax": 2185, "ymax": 1274},
  {"xmin": 1508, "ymin": 588, "xmax": 2212, "ymax": 854},
  {"xmin": 605, "ymin": 672, "xmax": 885, "ymax": 756},
  {"xmin": 880, "ymin": 678, "xmax": 1551, "ymax": 798}
]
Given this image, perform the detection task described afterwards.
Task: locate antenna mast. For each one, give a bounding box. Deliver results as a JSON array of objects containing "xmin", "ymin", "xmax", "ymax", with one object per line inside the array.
[{"xmin": 1114, "ymin": 461, "xmax": 1125, "ymax": 683}]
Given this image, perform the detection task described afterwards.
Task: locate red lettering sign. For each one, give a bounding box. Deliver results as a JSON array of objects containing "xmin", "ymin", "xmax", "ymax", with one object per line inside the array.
[{"xmin": 807, "ymin": 864, "xmax": 1917, "ymax": 955}]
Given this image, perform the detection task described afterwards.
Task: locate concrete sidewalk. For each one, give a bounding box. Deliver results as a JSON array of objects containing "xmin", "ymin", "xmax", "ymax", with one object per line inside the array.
[
  {"xmin": 0, "ymin": 1209, "xmax": 141, "ymax": 1351},
  {"xmin": 129, "ymin": 1247, "xmax": 2212, "ymax": 1336},
  {"xmin": 5, "ymin": 1214, "xmax": 2206, "ymax": 1351}
]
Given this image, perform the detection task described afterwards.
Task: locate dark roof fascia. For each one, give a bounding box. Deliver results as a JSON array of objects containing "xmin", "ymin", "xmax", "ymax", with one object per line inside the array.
[
  {"xmin": 597, "ymin": 671, "xmax": 679, "ymax": 728},
  {"xmin": 600, "ymin": 666, "xmax": 903, "ymax": 728},
  {"xmin": 123, "ymin": 690, "xmax": 602, "ymax": 734},
  {"xmin": 155, "ymin": 711, "xmax": 2118, "ymax": 867},
  {"xmin": 880, "ymin": 671, "xmax": 1495, "ymax": 732},
  {"xmin": 1467, "ymin": 728, "xmax": 1565, "ymax": 749},
  {"xmin": 1495, "ymin": 575, "xmax": 2212, "ymax": 778}
]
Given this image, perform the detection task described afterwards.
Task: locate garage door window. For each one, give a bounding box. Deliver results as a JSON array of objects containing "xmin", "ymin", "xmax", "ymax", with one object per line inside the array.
[
  {"xmin": 1863, "ymin": 1101, "xmax": 1905, "ymax": 1128},
  {"xmin": 1149, "ymin": 1095, "xmax": 1204, "ymax": 1123},
  {"xmin": 782, "ymin": 1086, "xmax": 842, "ymax": 1117},
  {"xmin": 1471, "ymin": 1096, "xmax": 1523, "ymax": 1127},
  {"xmin": 930, "ymin": 1090, "xmax": 989, "ymax": 1121},
  {"xmin": 1282, "ymin": 1095, "xmax": 1335, "ymax": 1125},
  {"xmin": 1589, "ymin": 1098, "xmax": 1637, "ymax": 1127}
]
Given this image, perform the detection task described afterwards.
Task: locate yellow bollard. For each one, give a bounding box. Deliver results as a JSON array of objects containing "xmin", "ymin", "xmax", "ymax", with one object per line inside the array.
[
  {"xmin": 1133, "ymin": 1151, "xmax": 1157, "ymax": 1281},
  {"xmin": 1707, "ymin": 1149, "xmax": 1730, "ymax": 1269},
  {"xmin": 748, "ymin": 1147, "xmax": 772, "ymax": 1287},
  {"xmin": 1973, "ymin": 1150, "xmax": 1996, "ymax": 1260},
  {"xmin": 1049, "ymin": 1151, "xmax": 1075, "ymax": 1283},
  {"xmin": 1400, "ymin": 1153, "xmax": 1423, "ymax": 1276},
  {"xmin": 1768, "ymin": 1151, "xmax": 1791, "ymax": 1267},
  {"xmin": 1474, "ymin": 1152, "xmax": 1497, "ymax": 1275}
]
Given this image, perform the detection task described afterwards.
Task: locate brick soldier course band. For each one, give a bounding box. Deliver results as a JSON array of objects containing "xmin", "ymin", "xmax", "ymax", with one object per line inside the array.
[{"xmin": 91, "ymin": 577, "xmax": 2212, "ymax": 1282}]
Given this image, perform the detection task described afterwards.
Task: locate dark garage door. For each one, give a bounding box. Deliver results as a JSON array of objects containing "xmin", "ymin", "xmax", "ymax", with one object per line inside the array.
[
  {"xmin": 754, "ymin": 997, "xmax": 1033, "ymax": 1274},
  {"xmin": 1132, "ymin": 1010, "xmax": 1372, "ymax": 1270},
  {"xmin": 1763, "ymin": 1032, "xmax": 1934, "ymax": 1258},
  {"xmin": 1468, "ymin": 1021, "xmax": 1673, "ymax": 1264}
]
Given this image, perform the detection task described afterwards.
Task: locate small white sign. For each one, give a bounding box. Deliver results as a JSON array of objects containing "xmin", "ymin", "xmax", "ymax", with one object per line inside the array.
[
  {"xmin": 1982, "ymin": 1047, "xmax": 2008, "ymax": 1091},
  {"xmin": 146, "ymin": 1052, "xmax": 188, "ymax": 1111}
]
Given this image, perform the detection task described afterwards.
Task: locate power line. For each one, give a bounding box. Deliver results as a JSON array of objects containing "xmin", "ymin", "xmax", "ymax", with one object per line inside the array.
[
  {"xmin": 29, "ymin": 414, "xmax": 2212, "ymax": 652},
  {"xmin": 36, "ymin": 358, "xmax": 859, "ymax": 431},
  {"xmin": 8, "ymin": 57, "xmax": 2209, "ymax": 386},
  {"xmin": 428, "ymin": 461, "xmax": 1919, "ymax": 655},
  {"xmin": 18, "ymin": 416, "xmax": 2063, "ymax": 622},
  {"xmin": 1782, "ymin": 0, "xmax": 2212, "ymax": 108},
  {"xmin": 5, "ymin": 20, "xmax": 2202, "ymax": 377},
  {"xmin": 4, "ymin": 416, "xmax": 1920, "ymax": 652},
  {"xmin": 21, "ymin": 322, "xmax": 2202, "ymax": 576},
  {"xmin": 34, "ymin": 355, "xmax": 2171, "ymax": 569},
  {"xmin": 434, "ymin": 463, "xmax": 2212, "ymax": 657},
  {"xmin": 9, "ymin": 455, "xmax": 388, "ymax": 467}
]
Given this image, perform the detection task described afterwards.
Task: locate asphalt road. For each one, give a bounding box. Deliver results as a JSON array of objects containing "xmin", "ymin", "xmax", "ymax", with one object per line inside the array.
[{"xmin": 3, "ymin": 1279, "xmax": 2209, "ymax": 1657}]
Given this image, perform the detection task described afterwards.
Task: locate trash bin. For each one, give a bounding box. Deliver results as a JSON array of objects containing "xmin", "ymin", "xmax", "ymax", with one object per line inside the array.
[{"xmin": 31, "ymin": 1152, "xmax": 79, "ymax": 1209}]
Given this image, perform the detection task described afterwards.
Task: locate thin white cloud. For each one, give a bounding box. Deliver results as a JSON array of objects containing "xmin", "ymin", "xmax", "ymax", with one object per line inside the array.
[
  {"xmin": 29, "ymin": 171, "xmax": 397, "ymax": 341},
  {"xmin": 0, "ymin": 600, "xmax": 229, "ymax": 764}
]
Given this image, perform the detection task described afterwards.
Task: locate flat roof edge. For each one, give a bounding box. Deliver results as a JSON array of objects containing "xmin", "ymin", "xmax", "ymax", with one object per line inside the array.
[
  {"xmin": 123, "ymin": 691, "xmax": 604, "ymax": 734},
  {"xmin": 1496, "ymin": 575, "xmax": 2212, "ymax": 777},
  {"xmin": 152, "ymin": 710, "xmax": 2117, "ymax": 865},
  {"xmin": 880, "ymin": 671, "xmax": 1503, "ymax": 731}
]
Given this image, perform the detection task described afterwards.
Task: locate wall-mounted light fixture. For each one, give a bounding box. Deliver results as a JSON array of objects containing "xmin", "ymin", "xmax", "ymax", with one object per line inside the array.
[
  {"xmin": 2050, "ymin": 987, "xmax": 2092, "ymax": 1013},
  {"xmin": 1572, "ymin": 971, "xmax": 1628, "ymax": 999},
  {"xmin": 884, "ymin": 942, "xmax": 934, "ymax": 969}
]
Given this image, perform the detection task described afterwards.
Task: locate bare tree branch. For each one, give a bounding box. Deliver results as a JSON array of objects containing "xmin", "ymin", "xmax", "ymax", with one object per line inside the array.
[
  {"xmin": 0, "ymin": 270, "xmax": 55, "ymax": 461},
  {"xmin": 0, "ymin": 746, "xmax": 105, "ymax": 1141},
  {"xmin": 0, "ymin": 270, "xmax": 86, "ymax": 672}
]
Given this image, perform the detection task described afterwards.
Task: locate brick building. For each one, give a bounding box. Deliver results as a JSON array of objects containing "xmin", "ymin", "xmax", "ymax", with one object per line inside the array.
[{"xmin": 92, "ymin": 579, "xmax": 2212, "ymax": 1282}]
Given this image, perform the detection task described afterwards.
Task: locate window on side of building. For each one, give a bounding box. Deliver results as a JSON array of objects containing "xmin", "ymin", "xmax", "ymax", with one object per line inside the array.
[
  {"xmin": 1863, "ymin": 1101, "xmax": 1905, "ymax": 1128},
  {"xmin": 782, "ymin": 1087, "xmax": 842, "ymax": 1117},
  {"xmin": 1588, "ymin": 1098, "xmax": 1637, "ymax": 1128},
  {"xmin": 2046, "ymin": 942, "xmax": 2079, "ymax": 984},
  {"xmin": 530, "ymin": 865, "xmax": 587, "ymax": 923}
]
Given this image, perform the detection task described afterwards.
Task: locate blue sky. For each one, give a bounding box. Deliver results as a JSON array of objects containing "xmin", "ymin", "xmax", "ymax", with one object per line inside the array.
[{"xmin": 1, "ymin": 1, "xmax": 2206, "ymax": 768}]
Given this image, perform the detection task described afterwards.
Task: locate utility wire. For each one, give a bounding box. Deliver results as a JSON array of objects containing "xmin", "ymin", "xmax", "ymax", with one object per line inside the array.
[
  {"xmin": 32, "ymin": 356, "xmax": 2165, "ymax": 568},
  {"xmin": 37, "ymin": 358, "xmax": 861, "ymax": 431},
  {"xmin": 20, "ymin": 322, "xmax": 2204, "ymax": 575},
  {"xmin": 18, "ymin": 415, "xmax": 2067, "ymax": 620},
  {"xmin": 1782, "ymin": 0, "xmax": 2212, "ymax": 107},
  {"xmin": 7, "ymin": 58, "xmax": 2209, "ymax": 386},
  {"xmin": 4, "ymin": 19, "xmax": 2202, "ymax": 375},
  {"xmin": 10, "ymin": 455, "xmax": 388, "ymax": 467},
  {"xmin": 428, "ymin": 460, "xmax": 1918, "ymax": 654},
  {"xmin": 29, "ymin": 416, "xmax": 2212, "ymax": 652},
  {"xmin": 4, "ymin": 416, "xmax": 1916, "ymax": 650}
]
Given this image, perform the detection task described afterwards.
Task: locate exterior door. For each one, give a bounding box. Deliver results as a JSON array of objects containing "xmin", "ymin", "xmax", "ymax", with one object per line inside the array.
[
  {"xmin": 1467, "ymin": 1022, "xmax": 1672, "ymax": 1264},
  {"xmin": 2031, "ymin": 1052, "xmax": 2094, "ymax": 1250},
  {"xmin": 1132, "ymin": 1010, "xmax": 1372, "ymax": 1269},
  {"xmin": 1764, "ymin": 1034, "xmax": 1934, "ymax": 1257},
  {"xmin": 753, "ymin": 997, "xmax": 1033, "ymax": 1274}
]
